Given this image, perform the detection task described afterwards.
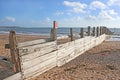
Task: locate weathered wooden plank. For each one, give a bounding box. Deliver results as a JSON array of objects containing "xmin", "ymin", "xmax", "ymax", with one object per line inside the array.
[
  {"xmin": 84, "ymin": 46, "xmax": 91, "ymax": 51},
  {"xmin": 57, "ymin": 48, "xmax": 75, "ymax": 59},
  {"xmin": 68, "ymin": 41, "xmax": 75, "ymax": 45},
  {"xmin": 58, "ymin": 46, "xmax": 74, "ymax": 54},
  {"xmin": 22, "ymin": 57, "xmax": 56, "ymax": 77},
  {"xmin": 24, "ymin": 61, "xmax": 56, "ymax": 79},
  {"xmin": 57, "ymin": 46, "xmax": 75, "ymax": 66},
  {"xmin": 66, "ymin": 52, "xmax": 77, "ymax": 63},
  {"xmin": 61, "ymin": 43, "xmax": 75, "ymax": 49},
  {"xmin": 84, "ymin": 36, "xmax": 91, "ymax": 40},
  {"xmin": 75, "ymin": 39, "xmax": 84, "ymax": 44},
  {"xmin": 18, "ymin": 38, "xmax": 50, "ymax": 48},
  {"xmin": 75, "ymin": 48, "xmax": 85, "ymax": 54},
  {"xmin": 90, "ymin": 39, "xmax": 96, "ymax": 43},
  {"xmin": 67, "ymin": 50, "xmax": 85, "ymax": 63},
  {"xmin": 58, "ymin": 42, "xmax": 69, "ymax": 48},
  {"xmin": 75, "ymin": 46, "xmax": 84, "ymax": 50},
  {"xmin": 57, "ymin": 46, "xmax": 75, "ymax": 55},
  {"xmin": 75, "ymin": 44, "xmax": 85, "ymax": 49},
  {"xmin": 57, "ymin": 50, "xmax": 79, "ymax": 66},
  {"xmin": 84, "ymin": 42, "xmax": 91, "ymax": 47},
  {"xmin": 74, "ymin": 42, "xmax": 84, "ymax": 46},
  {"xmin": 84, "ymin": 41, "xmax": 91, "ymax": 45},
  {"xmin": 20, "ymin": 47, "xmax": 56, "ymax": 62},
  {"xmin": 57, "ymin": 55, "xmax": 70, "ymax": 66},
  {"xmin": 58, "ymin": 41, "xmax": 74, "ymax": 49},
  {"xmin": 19, "ymin": 41, "xmax": 56, "ymax": 56},
  {"xmin": 84, "ymin": 39, "xmax": 91, "ymax": 43},
  {"xmin": 75, "ymin": 46, "xmax": 85, "ymax": 50},
  {"xmin": 75, "ymin": 40, "xmax": 84, "ymax": 45},
  {"xmin": 74, "ymin": 38, "xmax": 84, "ymax": 43},
  {"xmin": 57, "ymin": 43, "xmax": 69, "ymax": 49},
  {"xmin": 75, "ymin": 49, "xmax": 85, "ymax": 55},
  {"xmin": 90, "ymin": 42, "xmax": 96, "ymax": 48},
  {"xmin": 3, "ymin": 72, "xmax": 22, "ymax": 80},
  {"xmin": 75, "ymin": 43, "xmax": 84, "ymax": 47},
  {"xmin": 21, "ymin": 51, "xmax": 57, "ymax": 70}
]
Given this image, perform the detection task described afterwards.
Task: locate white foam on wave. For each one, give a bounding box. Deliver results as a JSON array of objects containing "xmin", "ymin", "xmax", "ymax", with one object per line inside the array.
[
  {"xmin": 106, "ymin": 35, "xmax": 120, "ymax": 41},
  {"xmin": 0, "ymin": 31, "xmax": 9, "ymax": 34}
]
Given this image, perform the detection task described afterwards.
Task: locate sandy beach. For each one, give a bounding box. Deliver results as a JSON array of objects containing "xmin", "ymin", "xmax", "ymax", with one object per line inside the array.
[{"xmin": 0, "ymin": 34, "xmax": 120, "ymax": 80}]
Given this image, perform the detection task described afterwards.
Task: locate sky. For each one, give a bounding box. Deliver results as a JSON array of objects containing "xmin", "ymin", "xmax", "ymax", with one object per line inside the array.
[{"xmin": 0, "ymin": 0, "xmax": 120, "ymax": 28}]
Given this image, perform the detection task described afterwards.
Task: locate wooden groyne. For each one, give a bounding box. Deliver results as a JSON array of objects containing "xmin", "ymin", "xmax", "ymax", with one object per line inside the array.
[{"xmin": 4, "ymin": 21, "xmax": 112, "ymax": 80}]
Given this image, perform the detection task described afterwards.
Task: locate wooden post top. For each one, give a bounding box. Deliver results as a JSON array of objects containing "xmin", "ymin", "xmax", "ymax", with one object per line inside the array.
[
  {"xmin": 70, "ymin": 28, "xmax": 73, "ymax": 41},
  {"xmin": 88, "ymin": 26, "xmax": 91, "ymax": 36},
  {"xmin": 80, "ymin": 28, "xmax": 84, "ymax": 38},
  {"xmin": 53, "ymin": 21, "xmax": 58, "ymax": 29}
]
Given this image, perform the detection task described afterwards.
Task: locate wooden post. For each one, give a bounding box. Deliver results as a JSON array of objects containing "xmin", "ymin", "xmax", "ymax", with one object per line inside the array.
[
  {"xmin": 102, "ymin": 27, "xmax": 104, "ymax": 34},
  {"xmin": 99, "ymin": 26, "xmax": 101, "ymax": 35},
  {"xmin": 50, "ymin": 21, "xmax": 58, "ymax": 41},
  {"xmin": 102, "ymin": 27, "xmax": 106, "ymax": 34},
  {"xmin": 105, "ymin": 27, "xmax": 107, "ymax": 34},
  {"xmin": 9, "ymin": 30, "xmax": 21, "ymax": 73},
  {"xmin": 70, "ymin": 28, "xmax": 73, "ymax": 41},
  {"xmin": 96, "ymin": 27, "xmax": 99, "ymax": 37},
  {"xmin": 100, "ymin": 26, "xmax": 103, "ymax": 35},
  {"xmin": 80, "ymin": 28, "xmax": 84, "ymax": 38},
  {"xmin": 92, "ymin": 27, "xmax": 95, "ymax": 36},
  {"xmin": 53, "ymin": 28, "xmax": 57, "ymax": 40},
  {"xmin": 105, "ymin": 27, "xmax": 108, "ymax": 34},
  {"xmin": 88, "ymin": 26, "xmax": 91, "ymax": 36},
  {"xmin": 50, "ymin": 28, "xmax": 54, "ymax": 41},
  {"xmin": 53, "ymin": 21, "xmax": 58, "ymax": 29},
  {"xmin": 50, "ymin": 28, "xmax": 57, "ymax": 41}
]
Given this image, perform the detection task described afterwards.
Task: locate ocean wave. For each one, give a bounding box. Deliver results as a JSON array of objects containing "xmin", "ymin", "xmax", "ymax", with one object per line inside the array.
[
  {"xmin": 0, "ymin": 31, "xmax": 9, "ymax": 34},
  {"xmin": 0, "ymin": 31, "xmax": 50, "ymax": 36}
]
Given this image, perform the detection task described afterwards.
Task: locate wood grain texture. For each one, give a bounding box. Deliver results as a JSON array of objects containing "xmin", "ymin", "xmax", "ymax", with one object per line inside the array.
[
  {"xmin": 19, "ymin": 41, "xmax": 56, "ymax": 56},
  {"xmin": 22, "ymin": 58, "xmax": 56, "ymax": 78},
  {"xmin": 18, "ymin": 38, "xmax": 50, "ymax": 48},
  {"xmin": 21, "ymin": 51, "xmax": 57, "ymax": 70},
  {"xmin": 25, "ymin": 62, "xmax": 56, "ymax": 80}
]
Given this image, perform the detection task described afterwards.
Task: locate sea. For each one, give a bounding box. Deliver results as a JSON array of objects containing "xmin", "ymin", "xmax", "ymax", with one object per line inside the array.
[
  {"xmin": 0, "ymin": 27, "xmax": 87, "ymax": 36},
  {"xmin": 0, "ymin": 27, "xmax": 120, "ymax": 36}
]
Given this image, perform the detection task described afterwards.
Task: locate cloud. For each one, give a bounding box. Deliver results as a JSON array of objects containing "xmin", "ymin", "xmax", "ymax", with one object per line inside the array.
[
  {"xmin": 31, "ymin": 17, "xmax": 52, "ymax": 27},
  {"xmin": 85, "ymin": 15, "xmax": 96, "ymax": 20},
  {"xmin": 63, "ymin": 1, "xmax": 87, "ymax": 13},
  {"xmin": 0, "ymin": 16, "xmax": 15, "ymax": 23},
  {"xmin": 59, "ymin": 16, "xmax": 84, "ymax": 27},
  {"xmin": 108, "ymin": 9, "xmax": 117, "ymax": 15},
  {"xmin": 85, "ymin": 10, "xmax": 117, "ymax": 21},
  {"xmin": 108, "ymin": 0, "xmax": 120, "ymax": 6},
  {"xmin": 46, "ymin": 17, "xmax": 52, "ymax": 23},
  {"xmin": 90, "ymin": 1, "xmax": 107, "ymax": 10},
  {"xmin": 55, "ymin": 11, "xmax": 64, "ymax": 16},
  {"xmin": 98, "ymin": 10, "xmax": 115, "ymax": 20}
]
